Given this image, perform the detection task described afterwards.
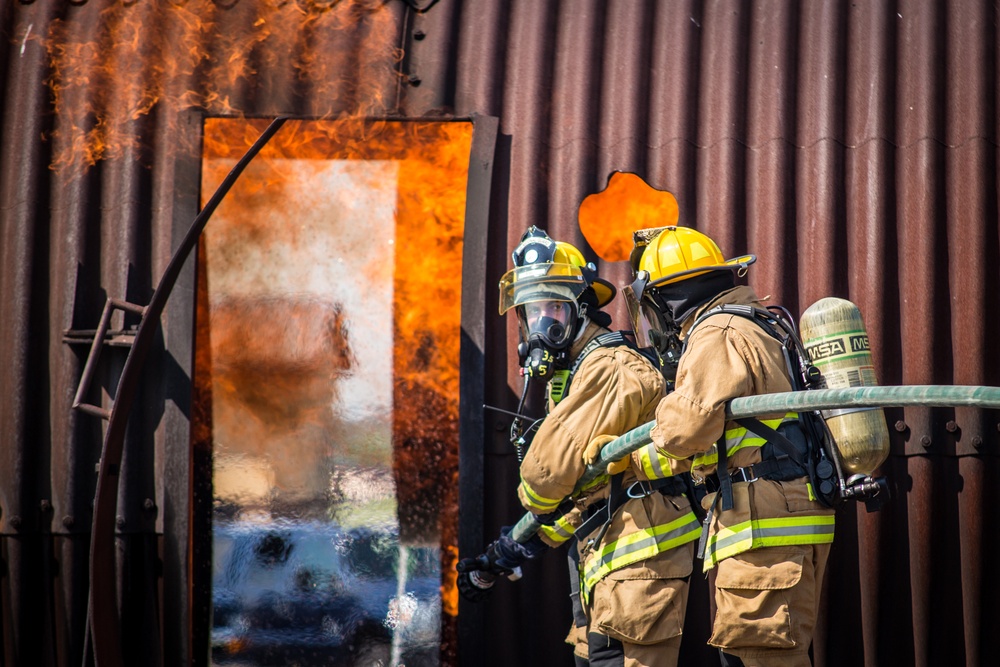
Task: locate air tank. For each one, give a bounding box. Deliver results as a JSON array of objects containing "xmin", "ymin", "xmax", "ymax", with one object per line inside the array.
[{"xmin": 799, "ymin": 297, "xmax": 890, "ymax": 476}]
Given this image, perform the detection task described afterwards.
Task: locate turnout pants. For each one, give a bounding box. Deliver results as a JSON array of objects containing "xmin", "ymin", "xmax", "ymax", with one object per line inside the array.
[
  {"xmin": 709, "ymin": 543, "xmax": 831, "ymax": 667},
  {"xmin": 588, "ymin": 632, "xmax": 683, "ymax": 667}
]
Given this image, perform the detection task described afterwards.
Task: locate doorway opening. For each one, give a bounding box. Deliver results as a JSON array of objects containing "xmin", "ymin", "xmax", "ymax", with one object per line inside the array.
[{"xmin": 194, "ymin": 118, "xmax": 473, "ymax": 666}]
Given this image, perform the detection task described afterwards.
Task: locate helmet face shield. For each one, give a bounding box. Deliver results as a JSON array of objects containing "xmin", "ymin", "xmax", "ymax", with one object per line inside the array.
[
  {"xmin": 623, "ymin": 281, "xmax": 682, "ymax": 381},
  {"xmin": 624, "ymin": 285, "xmax": 676, "ymax": 349},
  {"xmin": 499, "ymin": 226, "xmax": 614, "ymax": 379},
  {"xmin": 498, "ymin": 263, "xmax": 589, "ymax": 315}
]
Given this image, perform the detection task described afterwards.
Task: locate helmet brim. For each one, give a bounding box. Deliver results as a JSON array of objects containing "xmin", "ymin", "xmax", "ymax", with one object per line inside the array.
[
  {"xmin": 646, "ymin": 254, "xmax": 757, "ymax": 290},
  {"xmin": 499, "ymin": 264, "xmax": 589, "ymax": 314},
  {"xmin": 590, "ymin": 277, "xmax": 617, "ymax": 309}
]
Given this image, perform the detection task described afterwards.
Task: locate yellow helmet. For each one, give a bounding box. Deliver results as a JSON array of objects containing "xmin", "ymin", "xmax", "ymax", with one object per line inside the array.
[
  {"xmin": 499, "ymin": 227, "xmax": 618, "ymax": 377},
  {"xmin": 624, "ymin": 227, "xmax": 755, "ymax": 372},
  {"xmin": 498, "ymin": 227, "xmax": 615, "ymax": 315},
  {"xmin": 638, "ymin": 226, "xmax": 755, "ymax": 289}
]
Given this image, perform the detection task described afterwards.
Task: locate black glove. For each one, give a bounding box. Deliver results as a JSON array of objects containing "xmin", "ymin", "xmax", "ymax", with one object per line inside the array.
[
  {"xmin": 455, "ymin": 551, "xmax": 507, "ymax": 603},
  {"xmin": 454, "ymin": 527, "xmax": 548, "ymax": 603},
  {"xmin": 489, "ymin": 525, "xmax": 547, "ymax": 571}
]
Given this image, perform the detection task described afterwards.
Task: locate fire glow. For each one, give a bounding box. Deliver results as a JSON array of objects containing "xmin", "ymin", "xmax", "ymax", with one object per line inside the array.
[
  {"xmin": 578, "ymin": 171, "xmax": 680, "ymax": 262},
  {"xmin": 39, "ymin": 0, "xmax": 403, "ymax": 172},
  {"xmin": 38, "ymin": 0, "xmax": 472, "ymax": 655},
  {"xmin": 196, "ymin": 118, "xmax": 473, "ymax": 659}
]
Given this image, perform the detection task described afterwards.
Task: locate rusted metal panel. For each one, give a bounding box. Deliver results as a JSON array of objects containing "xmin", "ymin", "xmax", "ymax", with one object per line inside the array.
[
  {"xmin": 956, "ymin": 456, "xmax": 986, "ymax": 667},
  {"xmin": 51, "ymin": 535, "xmax": 91, "ymax": 667},
  {"xmin": 646, "ymin": 0, "xmax": 701, "ymax": 205},
  {"xmin": 548, "ymin": 1, "xmax": 604, "ymax": 242},
  {"xmin": 695, "ymin": 1, "xmax": 749, "ymax": 261},
  {"xmin": 502, "ymin": 1, "xmax": 557, "ymax": 261},
  {"xmin": 745, "ymin": 1, "xmax": 796, "ymax": 305},
  {"xmin": 796, "ymin": 1, "xmax": 848, "ymax": 309},
  {"xmin": 944, "ymin": 2, "xmax": 994, "ymax": 457},
  {"xmin": 402, "ymin": 0, "xmax": 457, "ymax": 114},
  {"xmin": 596, "ymin": 1, "xmax": 653, "ymax": 176},
  {"xmin": 894, "ymin": 0, "xmax": 949, "ymax": 470}
]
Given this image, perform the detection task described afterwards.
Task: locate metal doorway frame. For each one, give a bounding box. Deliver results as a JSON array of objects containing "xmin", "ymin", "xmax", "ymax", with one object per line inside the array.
[{"xmin": 71, "ymin": 114, "xmax": 498, "ymax": 667}]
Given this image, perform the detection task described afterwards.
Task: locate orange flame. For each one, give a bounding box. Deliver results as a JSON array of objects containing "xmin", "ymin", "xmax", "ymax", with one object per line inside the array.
[
  {"xmin": 198, "ymin": 119, "xmax": 472, "ymax": 627},
  {"xmin": 578, "ymin": 171, "xmax": 680, "ymax": 262},
  {"xmin": 41, "ymin": 0, "xmax": 405, "ymax": 172}
]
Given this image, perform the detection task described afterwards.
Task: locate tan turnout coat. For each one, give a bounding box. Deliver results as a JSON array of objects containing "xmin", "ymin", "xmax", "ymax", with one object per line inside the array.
[
  {"xmin": 516, "ymin": 321, "xmax": 697, "ymax": 652},
  {"xmin": 649, "ymin": 285, "xmax": 835, "ymax": 664}
]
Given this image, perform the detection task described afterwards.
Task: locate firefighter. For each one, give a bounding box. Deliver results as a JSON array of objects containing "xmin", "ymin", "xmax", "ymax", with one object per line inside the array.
[
  {"xmin": 457, "ymin": 226, "xmax": 701, "ymax": 667},
  {"xmin": 623, "ymin": 226, "xmax": 835, "ymax": 667}
]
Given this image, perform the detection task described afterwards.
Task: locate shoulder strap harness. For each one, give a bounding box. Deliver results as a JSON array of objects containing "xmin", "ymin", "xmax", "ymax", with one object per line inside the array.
[
  {"xmin": 549, "ymin": 331, "xmax": 691, "ymax": 545},
  {"xmin": 549, "ymin": 331, "xmax": 636, "ymax": 404},
  {"xmin": 686, "ymin": 305, "xmax": 836, "ymax": 514}
]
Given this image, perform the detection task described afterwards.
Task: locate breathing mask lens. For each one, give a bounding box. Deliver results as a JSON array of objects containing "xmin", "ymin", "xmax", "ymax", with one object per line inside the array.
[
  {"xmin": 520, "ymin": 300, "xmax": 575, "ymax": 348},
  {"xmin": 516, "ymin": 300, "xmax": 577, "ymax": 379}
]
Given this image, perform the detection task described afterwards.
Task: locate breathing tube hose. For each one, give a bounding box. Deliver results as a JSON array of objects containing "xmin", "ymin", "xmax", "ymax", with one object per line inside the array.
[{"xmin": 508, "ymin": 384, "xmax": 1000, "ymax": 542}]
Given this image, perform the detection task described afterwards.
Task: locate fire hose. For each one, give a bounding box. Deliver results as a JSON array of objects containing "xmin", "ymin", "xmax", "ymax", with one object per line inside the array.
[{"xmin": 460, "ymin": 384, "xmax": 1000, "ymax": 594}]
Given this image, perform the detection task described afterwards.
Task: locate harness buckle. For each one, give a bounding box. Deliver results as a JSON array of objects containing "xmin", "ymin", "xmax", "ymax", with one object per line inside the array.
[
  {"xmin": 732, "ymin": 466, "xmax": 758, "ymax": 484},
  {"xmin": 626, "ymin": 481, "xmax": 654, "ymax": 499}
]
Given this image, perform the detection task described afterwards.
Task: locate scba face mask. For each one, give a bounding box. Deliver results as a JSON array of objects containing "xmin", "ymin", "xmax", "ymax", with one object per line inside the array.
[
  {"xmin": 623, "ymin": 277, "xmax": 682, "ymax": 382},
  {"xmin": 641, "ymin": 298, "xmax": 682, "ymax": 381},
  {"xmin": 516, "ymin": 298, "xmax": 579, "ymax": 378},
  {"xmin": 499, "ymin": 226, "xmax": 616, "ymax": 379},
  {"xmin": 501, "ymin": 262, "xmax": 588, "ymax": 380}
]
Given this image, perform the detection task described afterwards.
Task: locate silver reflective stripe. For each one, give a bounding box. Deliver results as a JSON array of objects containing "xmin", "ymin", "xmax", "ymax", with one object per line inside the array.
[{"xmin": 644, "ymin": 443, "xmax": 667, "ymax": 479}]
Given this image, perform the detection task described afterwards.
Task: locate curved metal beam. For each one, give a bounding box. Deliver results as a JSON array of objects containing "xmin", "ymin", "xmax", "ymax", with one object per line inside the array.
[{"xmin": 82, "ymin": 116, "xmax": 289, "ymax": 667}]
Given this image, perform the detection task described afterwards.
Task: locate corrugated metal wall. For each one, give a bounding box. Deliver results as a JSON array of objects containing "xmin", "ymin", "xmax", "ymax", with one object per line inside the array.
[{"xmin": 1, "ymin": 0, "xmax": 998, "ymax": 665}]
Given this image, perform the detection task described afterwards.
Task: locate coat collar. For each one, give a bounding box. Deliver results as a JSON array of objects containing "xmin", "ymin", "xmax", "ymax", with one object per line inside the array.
[
  {"xmin": 679, "ymin": 285, "xmax": 762, "ymax": 339},
  {"xmin": 568, "ymin": 320, "xmax": 609, "ymax": 360}
]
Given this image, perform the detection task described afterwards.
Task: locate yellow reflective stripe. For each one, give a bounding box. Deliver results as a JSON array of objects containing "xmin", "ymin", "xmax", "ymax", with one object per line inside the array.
[
  {"xmin": 580, "ymin": 473, "xmax": 609, "ymax": 492},
  {"xmin": 693, "ymin": 414, "xmax": 797, "ymax": 468},
  {"xmin": 659, "ymin": 446, "xmax": 689, "ymax": 461},
  {"xmin": 693, "ymin": 443, "xmax": 717, "ymax": 468},
  {"xmin": 693, "ymin": 438, "xmax": 764, "ymax": 467},
  {"xmin": 580, "ymin": 511, "xmax": 701, "ymax": 602},
  {"xmin": 539, "ymin": 515, "xmax": 575, "ymax": 544},
  {"xmin": 638, "ymin": 443, "xmax": 673, "ymax": 480},
  {"xmin": 701, "ymin": 514, "xmax": 836, "ymax": 571},
  {"xmin": 519, "ymin": 478, "xmax": 562, "ymax": 513}
]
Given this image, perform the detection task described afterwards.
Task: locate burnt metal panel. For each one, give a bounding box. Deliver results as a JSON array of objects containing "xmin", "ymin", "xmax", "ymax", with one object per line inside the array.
[
  {"xmin": 456, "ymin": 113, "xmax": 498, "ymax": 667},
  {"xmin": 161, "ymin": 109, "xmax": 204, "ymax": 667}
]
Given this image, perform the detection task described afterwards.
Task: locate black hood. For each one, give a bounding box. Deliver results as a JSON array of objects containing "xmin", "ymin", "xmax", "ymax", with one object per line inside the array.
[
  {"xmin": 652, "ymin": 271, "xmax": 736, "ymax": 327},
  {"xmin": 578, "ymin": 286, "xmax": 612, "ymax": 328}
]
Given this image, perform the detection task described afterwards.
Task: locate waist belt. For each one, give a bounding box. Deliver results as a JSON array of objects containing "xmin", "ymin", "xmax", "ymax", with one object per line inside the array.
[
  {"xmin": 576, "ymin": 474, "xmax": 689, "ymax": 542},
  {"xmin": 700, "ymin": 457, "xmax": 806, "ymax": 494}
]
